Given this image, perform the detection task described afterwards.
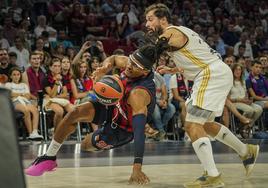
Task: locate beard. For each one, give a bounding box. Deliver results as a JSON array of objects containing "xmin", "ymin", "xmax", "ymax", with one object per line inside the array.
[{"xmin": 144, "ymin": 25, "xmax": 163, "ymax": 46}]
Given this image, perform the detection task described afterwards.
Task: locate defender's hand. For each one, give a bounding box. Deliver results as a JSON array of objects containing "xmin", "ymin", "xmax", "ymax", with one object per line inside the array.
[
  {"xmin": 156, "ymin": 65, "xmax": 184, "ymax": 74},
  {"xmin": 128, "ymin": 164, "xmax": 150, "ymax": 185}
]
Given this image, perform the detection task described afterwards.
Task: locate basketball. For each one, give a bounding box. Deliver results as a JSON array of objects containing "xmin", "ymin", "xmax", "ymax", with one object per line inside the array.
[{"xmin": 93, "ymin": 75, "xmax": 124, "ymax": 105}]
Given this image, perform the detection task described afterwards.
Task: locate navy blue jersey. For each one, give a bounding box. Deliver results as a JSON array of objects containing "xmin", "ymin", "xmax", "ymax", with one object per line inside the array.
[{"xmin": 112, "ymin": 71, "xmax": 156, "ymax": 132}]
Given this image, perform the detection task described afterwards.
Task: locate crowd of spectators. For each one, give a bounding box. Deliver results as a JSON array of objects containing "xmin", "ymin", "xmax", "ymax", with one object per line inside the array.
[{"xmin": 1, "ymin": 0, "xmax": 268, "ymax": 141}]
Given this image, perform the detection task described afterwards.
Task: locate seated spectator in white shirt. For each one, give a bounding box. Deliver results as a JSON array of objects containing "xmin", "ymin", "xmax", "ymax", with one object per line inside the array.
[
  {"xmin": 230, "ymin": 63, "xmax": 263, "ymax": 128},
  {"xmin": 116, "ymin": 4, "xmax": 139, "ymax": 26},
  {"xmin": 34, "ymin": 15, "xmax": 57, "ymax": 41},
  {"xmin": 0, "ymin": 26, "xmax": 10, "ymax": 49},
  {"xmin": 8, "ymin": 36, "xmax": 29, "ymax": 70},
  {"xmin": 5, "ymin": 67, "xmax": 43, "ymax": 140}
]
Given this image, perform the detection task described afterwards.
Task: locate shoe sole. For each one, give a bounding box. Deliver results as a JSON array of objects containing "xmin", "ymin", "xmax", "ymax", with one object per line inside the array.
[
  {"xmin": 183, "ymin": 183, "xmax": 224, "ymax": 188},
  {"xmin": 246, "ymin": 145, "xmax": 259, "ymax": 177},
  {"xmin": 28, "ymin": 138, "xmax": 43, "ymax": 141}
]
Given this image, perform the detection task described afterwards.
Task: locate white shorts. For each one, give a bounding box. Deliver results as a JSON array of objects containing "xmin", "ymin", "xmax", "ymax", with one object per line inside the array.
[
  {"xmin": 187, "ymin": 62, "xmax": 233, "ymax": 117},
  {"xmin": 185, "ymin": 99, "xmax": 216, "ymax": 125}
]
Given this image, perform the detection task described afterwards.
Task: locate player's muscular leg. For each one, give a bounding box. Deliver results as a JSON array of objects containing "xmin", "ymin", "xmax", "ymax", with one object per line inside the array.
[
  {"xmin": 203, "ymin": 122, "xmax": 221, "ymax": 137},
  {"xmin": 184, "ymin": 122, "xmax": 207, "ymax": 142},
  {"xmin": 54, "ymin": 102, "xmax": 96, "ymax": 143}
]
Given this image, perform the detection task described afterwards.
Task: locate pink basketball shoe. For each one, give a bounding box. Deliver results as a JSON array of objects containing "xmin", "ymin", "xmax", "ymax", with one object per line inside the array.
[{"xmin": 25, "ymin": 155, "xmax": 57, "ymax": 176}]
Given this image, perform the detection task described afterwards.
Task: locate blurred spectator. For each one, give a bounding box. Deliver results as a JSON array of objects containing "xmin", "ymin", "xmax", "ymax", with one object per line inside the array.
[
  {"xmin": 8, "ymin": 36, "xmax": 29, "ymax": 70},
  {"xmin": 51, "ymin": 29, "xmax": 73, "ymax": 49},
  {"xmin": 222, "ymin": 46, "xmax": 234, "ymax": 59},
  {"xmin": 101, "ymin": 0, "xmax": 119, "ymax": 18},
  {"xmin": 84, "ymin": 5, "xmax": 104, "ymax": 37},
  {"xmin": 70, "ymin": 60, "xmax": 93, "ymax": 104},
  {"xmin": 6, "ymin": 0, "xmax": 23, "ymax": 25},
  {"xmin": 259, "ymin": 1, "xmax": 268, "ymax": 16},
  {"xmin": 48, "ymin": 0, "xmax": 67, "ymax": 26},
  {"xmin": 116, "ymin": 3, "xmax": 139, "ymax": 26},
  {"xmin": 234, "ymin": 32, "xmax": 253, "ymax": 60},
  {"xmin": 180, "ymin": 0, "xmax": 193, "ymax": 26},
  {"xmin": 34, "ymin": 15, "xmax": 57, "ymax": 40},
  {"xmin": 234, "ymin": 15, "xmax": 245, "ymax": 33},
  {"xmin": 213, "ymin": 32, "xmax": 226, "ymax": 57},
  {"xmin": 2, "ymin": 16, "xmax": 17, "ymax": 45},
  {"xmin": 40, "ymin": 31, "xmax": 52, "ymax": 52},
  {"xmin": 105, "ymin": 19, "xmax": 120, "ymax": 40},
  {"xmin": 152, "ymin": 72, "xmax": 176, "ymax": 141},
  {"xmin": 5, "ymin": 67, "xmax": 43, "ymax": 140},
  {"xmin": 66, "ymin": 46, "xmax": 76, "ymax": 61},
  {"xmin": 255, "ymin": 26, "xmax": 266, "ymax": 47},
  {"xmin": 198, "ymin": 9, "xmax": 213, "ymax": 26},
  {"xmin": 17, "ymin": 28, "xmax": 31, "ymax": 51},
  {"xmin": 260, "ymin": 56, "xmax": 268, "ymax": 78},
  {"xmin": 118, "ymin": 14, "xmax": 134, "ymax": 39},
  {"xmin": 222, "ymin": 23, "xmax": 239, "ymax": 47},
  {"xmin": 224, "ymin": 56, "xmax": 234, "ymax": 67},
  {"xmin": 0, "ymin": 26, "xmax": 10, "ymax": 49},
  {"xmin": 170, "ymin": 73, "xmax": 193, "ymax": 126},
  {"xmin": 68, "ymin": 2, "xmax": 85, "ymax": 41},
  {"xmin": 8, "ymin": 51, "xmax": 17, "ymax": 65},
  {"xmin": 89, "ymin": 0, "xmax": 103, "ymax": 17},
  {"xmin": 246, "ymin": 60, "xmax": 268, "ymax": 109},
  {"xmin": 230, "ymin": 63, "xmax": 263, "ymax": 128},
  {"xmin": 234, "ymin": 44, "xmax": 246, "ymax": 60},
  {"xmin": 52, "ymin": 43, "xmax": 65, "ymax": 59},
  {"xmin": 32, "ymin": 37, "xmax": 44, "ymax": 51},
  {"xmin": 0, "ymin": 48, "xmax": 16, "ymax": 83},
  {"xmin": 43, "ymin": 58, "xmax": 73, "ymax": 130},
  {"xmin": 250, "ymin": 34, "xmax": 261, "ymax": 58},
  {"xmin": 61, "ymin": 56, "xmax": 72, "ymax": 96},
  {"xmin": 34, "ymin": 50, "xmax": 50, "ymax": 73},
  {"xmin": 22, "ymin": 52, "xmax": 46, "ymax": 99},
  {"xmin": 31, "ymin": 0, "xmax": 48, "ymax": 21},
  {"xmin": 89, "ymin": 56, "xmax": 102, "ymax": 73}
]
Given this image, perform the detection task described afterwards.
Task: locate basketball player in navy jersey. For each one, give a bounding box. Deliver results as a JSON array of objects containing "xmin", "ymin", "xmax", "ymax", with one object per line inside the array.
[{"xmin": 25, "ymin": 43, "xmax": 167, "ymax": 185}]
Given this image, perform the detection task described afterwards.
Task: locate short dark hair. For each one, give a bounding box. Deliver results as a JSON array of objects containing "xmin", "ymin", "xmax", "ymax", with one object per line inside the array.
[
  {"xmin": 252, "ymin": 60, "xmax": 262, "ymax": 66},
  {"xmin": 30, "ymin": 52, "xmax": 41, "ymax": 59},
  {"xmin": 238, "ymin": 44, "xmax": 246, "ymax": 49},
  {"xmin": 8, "ymin": 52, "xmax": 17, "ymax": 58},
  {"xmin": 145, "ymin": 3, "xmax": 171, "ymax": 23}
]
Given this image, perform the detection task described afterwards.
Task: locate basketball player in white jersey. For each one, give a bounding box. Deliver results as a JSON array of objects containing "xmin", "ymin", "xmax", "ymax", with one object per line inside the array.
[{"xmin": 145, "ymin": 3, "xmax": 259, "ymax": 188}]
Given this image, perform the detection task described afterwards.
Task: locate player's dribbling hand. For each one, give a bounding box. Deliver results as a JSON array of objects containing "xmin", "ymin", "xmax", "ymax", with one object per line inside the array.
[
  {"xmin": 92, "ymin": 63, "xmax": 113, "ymax": 82},
  {"xmin": 129, "ymin": 167, "xmax": 150, "ymax": 185}
]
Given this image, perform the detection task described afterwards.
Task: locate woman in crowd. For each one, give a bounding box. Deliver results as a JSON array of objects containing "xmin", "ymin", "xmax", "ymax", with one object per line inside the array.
[
  {"xmin": 70, "ymin": 60, "xmax": 97, "ymax": 131},
  {"xmin": 229, "ymin": 63, "xmax": 263, "ymax": 137},
  {"xmin": 43, "ymin": 58, "xmax": 73, "ymax": 131}
]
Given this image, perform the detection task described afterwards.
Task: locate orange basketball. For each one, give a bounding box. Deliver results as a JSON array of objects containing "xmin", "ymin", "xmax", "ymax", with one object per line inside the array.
[{"xmin": 93, "ymin": 75, "xmax": 124, "ymax": 105}]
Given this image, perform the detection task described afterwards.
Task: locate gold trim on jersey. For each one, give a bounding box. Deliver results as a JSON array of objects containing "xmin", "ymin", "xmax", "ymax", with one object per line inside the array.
[{"xmin": 180, "ymin": 48, "xmax": 210, "ymax": 107}]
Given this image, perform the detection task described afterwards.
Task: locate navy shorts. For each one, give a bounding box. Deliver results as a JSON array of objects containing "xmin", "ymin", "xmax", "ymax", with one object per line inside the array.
[{"xmin": 91, "ymin": 101, "xmax": 133, "ymax": 150}]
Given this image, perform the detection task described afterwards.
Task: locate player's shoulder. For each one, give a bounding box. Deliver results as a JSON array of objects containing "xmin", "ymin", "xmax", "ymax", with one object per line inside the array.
[
  {"xmin": 161, "ymin": 26, "xmax": 188, "ymax": 49},
  {"xmin": 162, "ymin": 26, "xmax": 184, "ymax": 38}
]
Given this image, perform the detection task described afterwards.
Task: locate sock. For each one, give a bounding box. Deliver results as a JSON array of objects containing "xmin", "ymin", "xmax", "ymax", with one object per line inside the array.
[
  {"xmin": 192, "ymin": 137, "xmax": 219, "ymax": 177},
  {"xmin": 214, "ymin": 125, "xmax": 247, "ymax": 157},
  {"xmin": 32, "ymin": 129, "xmax": 38, "ymax": 134},
  {"xmin": 46, "ymin": 139, "xmax": 62, "ymax": 156}
]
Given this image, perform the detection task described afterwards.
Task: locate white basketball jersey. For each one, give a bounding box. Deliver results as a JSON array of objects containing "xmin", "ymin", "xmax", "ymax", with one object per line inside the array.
[{"xmin": 168, "ymin": 26, "xmax": 223, "ymax": 80}]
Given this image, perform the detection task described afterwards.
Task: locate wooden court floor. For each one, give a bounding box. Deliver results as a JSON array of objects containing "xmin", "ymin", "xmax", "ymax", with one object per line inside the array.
[{"xmin": 22, "ymin": 139, "xmax": 268, "ymax": 188}]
